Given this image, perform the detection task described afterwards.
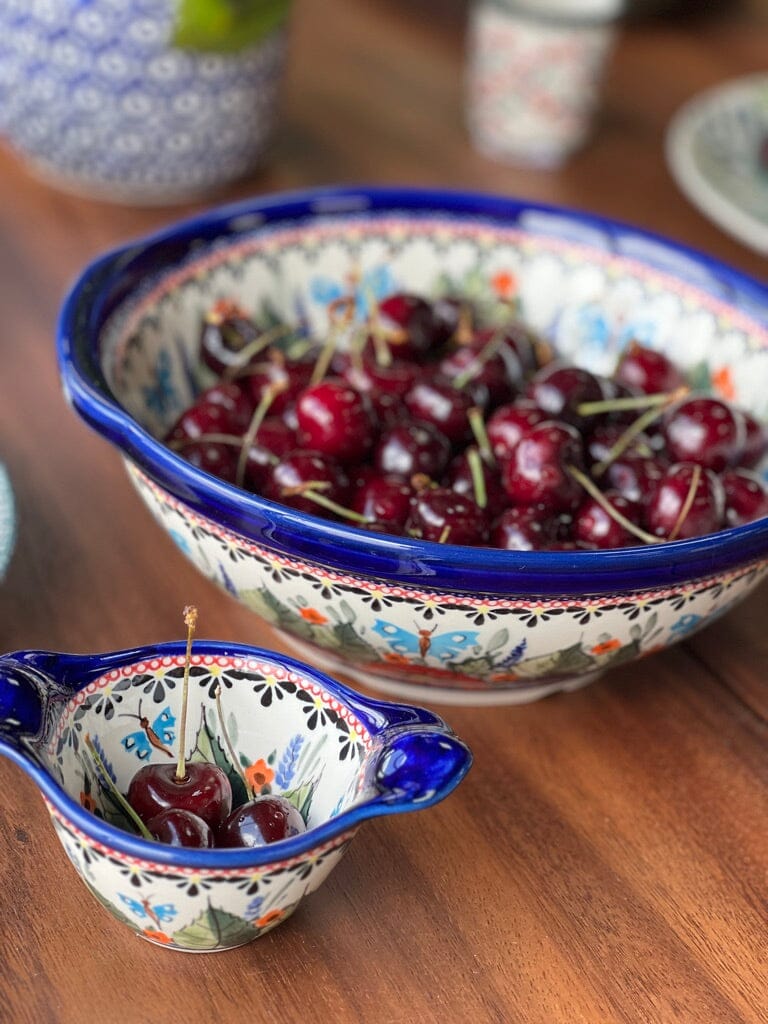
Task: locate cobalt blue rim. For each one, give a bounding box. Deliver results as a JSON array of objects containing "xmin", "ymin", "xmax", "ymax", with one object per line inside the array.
[
  {"xmin": 0, "ymin": 640, "xmax": 471, "ymax": 869},
  {"xmin": 57, "ymin": 184, "xmax": 768, "ymax": 597}
]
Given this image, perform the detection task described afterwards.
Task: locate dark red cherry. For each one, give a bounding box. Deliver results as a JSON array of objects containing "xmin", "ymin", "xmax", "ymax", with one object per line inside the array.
[
  {"xmin": 264, "ymin": 450, "xmax": 349, "ymax": 516},
  {"xmin": 602, "ymin": 454, "xmax": 667, "ymax": 505},
  {"xmin": 573, "ymin": 491, "xmax": 642, "ymax": 549},
  {"xmin": 241, "ymin": 417, "xmax": 298, "ymax": 492},
  {"xmin": 486, "ymin": 400, "xmax": 548, "ymax": 462},
  {"xmin": 491, "ymin": 505, "xmax": 557, "ymax": 550},
  {"xmin": 585, "ymin": 421, "xmax": 658, "ymax": 466},
  {"xmin": 242, "ymin": 353, "xmax": 313, "ymax": 414},
  {"xmin": 376, "ymin": 293, "xmax": 441, "ymax": 360},
  {"xmin": 374, "ymin": 422, "xmax": 451, "ymax": 479},
  {"xmin": 341, "ymin": 356, "xmax": 419, "ymax": 423},
  {"xmin": 438, "ymin": 329, "xmax": 524, "ymax": 407},
  {"xmin": 614, "ymin": 342, "xmax": 686, "ymax": 395},
  {"xmin": 644, "ymin": 462, "xmax": 725, "ymax": 540},
  {"xmin": 146, "ymin": 808, "xmax": 215, "ymax": 848},
  {"xmin": 404, "ymin": 378, "xmax": 483, "ymax": 446},
  {"xmin": 295, "ymin": 378, "xmax": 376, "ymax": 463},
  {"xmin": 200, "ymin": 300, "xmax": 259, "ymax": 376},
  {"xmin": 446, "ymin": 449, "xmax": 508, "ymax": 520},
  {"xmin": 351, "ymin": 473, "xmax": 414, "ymax": 531},
  {"xmin": 738, "ymin": 410, "xmax": 768, "ymax": 469},
  {"xmin": 406, "ymin": 486, "xmax": 489, "ymax": 545},
  {"xmin": 128, "ymin": 762, "xmax": 233, "ymax": 831},
  {"xmin": 178, "ymin": 440, "xmax": 239, "ymax": 483},
  {"xmin": 165, "ymin": 382, "xmax": 253, "ymax": 445},
  {"xmin": 501, "ymin": 420, "xmax": 585, "ymax": 513},
  {"xmin": 525, "ymin": 362, "xmax": 603, "ymax": 427},
  {"xmin": 217, "ymin": 796, "xmax": 306, "ymax": 848},
  {"xmin": 720, "ymin": 468, "xmax": 768, "ymax": 526},
  {"xmin": 662, "ymin": 396, "xmax": 745, "ymax": 472}
]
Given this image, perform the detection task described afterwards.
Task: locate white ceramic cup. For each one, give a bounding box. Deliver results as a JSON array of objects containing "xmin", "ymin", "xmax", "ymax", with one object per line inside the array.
[{"xmin": 466, "ymin": 0, "xmax": 623, "ymax": 168}]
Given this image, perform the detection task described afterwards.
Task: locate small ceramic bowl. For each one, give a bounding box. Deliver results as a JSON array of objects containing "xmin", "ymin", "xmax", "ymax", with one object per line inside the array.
[
  {"xmin": 0, "ymin": 641, "xmax": 471, "ymax": 952},
  {"xmin": 58, "ymin": 186, "xmax": 768, "ymax": 705}
]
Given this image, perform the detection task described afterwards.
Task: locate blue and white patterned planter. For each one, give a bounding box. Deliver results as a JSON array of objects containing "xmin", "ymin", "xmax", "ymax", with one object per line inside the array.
[{"xmin": 0, "ymin": 0, "xmax": 286, "ymax": 203}]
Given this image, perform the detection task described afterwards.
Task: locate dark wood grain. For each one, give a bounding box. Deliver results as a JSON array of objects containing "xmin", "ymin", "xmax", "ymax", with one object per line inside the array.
[{"xmin": 0, "ymin": 2, "xmax": 766, "ymax": 1022}]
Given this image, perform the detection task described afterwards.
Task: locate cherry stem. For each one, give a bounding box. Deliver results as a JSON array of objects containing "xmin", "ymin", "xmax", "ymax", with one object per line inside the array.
[
  {"xmin": 567, "ymin": 465, "xmax": 662, "ymax": 545},
  {"xmin": 280, "ymin": 482, "xmax": 373, "ymax": 524},
  {"xmin": 591, "ymin": 387, "xmax": 688, "ymax": 479},
  {"xmin": 438, "ymin": 525, "xmax": 452, "ymax": 543},
  {"xmin": 467, "ymin": 406, "xmax": 495, "ymax": 465},
  {"xmin": 236, "ymin": 382, "xmax": 283, "ymax": 488},
  {"xmin": 453, "ymin": 303, "xmax": 475, "ymax": 346},
  {"xmin": 84, "ymin": 734, "xmax": 153, "ymax": 840},
  {"xmin": 365, "ymin": 289, "xmax": 395, "ymax": 369},
  {"xmin": 176, "ymin": 605, "xmax": 198, "ymax": 782},
  {"xmin": 214, "ymin": 684, "xmax": 254, "ymax": 801},
  {"xmin": 170, "ymin": 432, "xmax": 244, "ymax": 451},
  {"xmin": 466, "ymin": 446, "xmax": 488, "ymax": 510},
  {"xmin": 452, "ymin": 329, "xmax": 506, "ymax": 390},
  {"xmin": 577, "ymin": 388, "xmax": 689, "ymax": 417},
  {"xmin": 668, "ymin": 463, "xmax": 701, "ymax": 541},
  {"xmin": 221, "ymin": 323, "xmax": 293, "ymax": 380}
]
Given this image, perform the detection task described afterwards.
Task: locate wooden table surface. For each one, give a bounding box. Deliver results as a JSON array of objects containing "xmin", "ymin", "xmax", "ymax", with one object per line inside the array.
[{"xmin": 0, "ymin": 2, "xmax": 766, "ymax": 1022}]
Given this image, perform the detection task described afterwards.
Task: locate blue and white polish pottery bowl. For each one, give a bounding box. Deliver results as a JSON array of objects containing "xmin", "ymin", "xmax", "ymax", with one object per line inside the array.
[
  {"xmin": 0, "ymin": 641, "xmax": 471, "ymax": 952},
  {"xmin": 58, "ymin": 186, "xmax": 768, "ymax": 704},
  {"xmin": 0, "ymin": 0, "xmax": 286, "ymax": 204}
]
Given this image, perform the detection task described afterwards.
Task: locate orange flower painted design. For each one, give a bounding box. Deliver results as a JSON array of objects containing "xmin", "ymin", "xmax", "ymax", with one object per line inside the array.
[
  {"xmin": 711, "ymin": 366, "xmax": 736, "ymax": 402},
  {"xmin": 491, "ymin": 269, "xmax": 517, "ymax": 299},
  {"xmin": 255, "ymin": 908, "xmax": 284, "ymax": 929},
  {"xmin": 591, "ymin": 638, "xmax": 621, "ymax": 655},
  {"xmin": 299, "ymin": 607, "xmax": 328, "ymax": 625},
  {"xmin": 142, "ymin": 929, "xmax": 173, "ymax": 944},
  {"xmin": 79, "ymin": 792, "xmax": 97, "ymax": 814},
  {"xmin": 245, "ymin": 758, "xmax": 275, "ymax": 792}
]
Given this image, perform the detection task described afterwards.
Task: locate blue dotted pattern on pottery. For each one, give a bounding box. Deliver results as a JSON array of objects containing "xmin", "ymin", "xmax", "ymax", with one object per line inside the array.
[{"xmin": 0, "ymin": 0, "xmax": 285, "ymax": 198}]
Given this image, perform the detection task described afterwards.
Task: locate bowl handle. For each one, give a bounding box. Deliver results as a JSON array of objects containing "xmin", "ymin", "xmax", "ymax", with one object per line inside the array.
[
  {"xmin": 0, "ymin": 655, "xmax": 53, "ymax": 743},
  {"xmin": 374, "ymin": 728, "xmax": 472, "ymax": 810}
]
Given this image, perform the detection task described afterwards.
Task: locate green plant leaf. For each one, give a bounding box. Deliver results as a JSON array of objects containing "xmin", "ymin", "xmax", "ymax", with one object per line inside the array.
[
  {"xmin": 189, "ymin": 704, "xmax": 249, "ymax": 807},
  {"xmin": 281, "ymin": 777, "xmax": 316, "ymax": 823},
  {"xmin": 172, "ymin": 903, "xmax": 255, "ymax": 950},
  {"xmin": 173, "ymin": 0, "xmax": 291, "ymax": 54}
]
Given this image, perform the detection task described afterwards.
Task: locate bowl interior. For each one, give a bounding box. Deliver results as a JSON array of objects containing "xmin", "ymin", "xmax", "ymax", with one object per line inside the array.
[
  {"xmin": 36, "ymin": 651, "xmax": 372, "ymax": 836},
  {"xmin": 98, "ymin": 207, "xmax": 768, "ymax": 441}
]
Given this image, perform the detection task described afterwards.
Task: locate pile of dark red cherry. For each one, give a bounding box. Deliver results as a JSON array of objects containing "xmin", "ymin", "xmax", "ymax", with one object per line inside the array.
[{"xmin": 164, "ymin": 293, "xmax": 768, "ymax": 550}]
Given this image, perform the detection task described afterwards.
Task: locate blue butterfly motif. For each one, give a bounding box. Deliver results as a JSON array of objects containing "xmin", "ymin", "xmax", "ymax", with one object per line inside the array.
[
  {"xmin": 121, "ymin": 706, "xmax": 176, "ymax": 761},
  {"xmin": 119, "ymin": 893, "xmax": 177, "ymax": 924},
  {"xmin": 309, "ymin": 265, "xmax": 394, "ymax": 321},
  {"xmin": 372, "ymin": 620, "xmax": 480, "ymax": 663}
]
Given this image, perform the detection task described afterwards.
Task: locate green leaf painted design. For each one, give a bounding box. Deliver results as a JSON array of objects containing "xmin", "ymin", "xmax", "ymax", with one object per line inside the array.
[
  {"xmin": 189, "ymin": 704, "xmax": 248, "ymax": 807},
  {"xmin": 687, "ymin": 360, "xmax": 713, "ymax": 393},
  {"xmin": 514, "ymin": 642, "xmax": 595, "ymax": 679},
  {"xmin": 281, "ymin": 777, "xmax": 316, "ymax": 823},
  {"xmin": 172, "ymin": 903, "xmax": 256, "ymax": 950},
  {"xmin": 486, "ymin": 627, "xmax": 510, "ymax": 653},
  {"xmin": 172, "ymin": 0, "xmax": 290, "ymax": 54}
]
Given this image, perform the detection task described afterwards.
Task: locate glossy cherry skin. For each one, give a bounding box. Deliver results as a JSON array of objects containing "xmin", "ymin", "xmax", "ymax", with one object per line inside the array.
[
  {"xmin": 128, "ymin": 762, "xmax": 233, "ymax": 832},
  {"xmin": 263, "ymin": 450, "xmax": 349, "ymax": 516},
  {"xmin": 351, "ymin": 473, "xmax": 414, "ymax": 531},
  {"xmin": 491, "ymin": 505, "xmax": 557, "ymax": 550},
  {"xmin": 242, "ymin": 353, "xmax": 313, "ymax": 414},
  {"xmin": 614, "ymin": 341, "xmax": 686, "ymax": 395},
  {"xmin": 340, "ymin": 355, "xmax": 418, "ymax": 422},
  {"xmin": 573, "ymin": 491, "xmax": 642, "ymax": 549},
  {"xmin": 216, "ymin": 796, "xmax": 306, "ymax": 848},
  {"xmin": 602, "ymin": 454, "xmax": 667, "ymax": 505},
  {"xmin": 373, "ymin": 421, "xmax": 451, "ymax": 479},
  {"xmin": 404, "ymin": 377, "xmax": 483, "ymax": 446},
  {"xmin": 501, "ymin": 420, "xmax": 585, "ymax": 514},
  {"xmin": 738, "ymin": 411, "xmax": 768, "ymax": 468},
  {"xmin": 584, "ymin": 421, "xmax": 657, "ymax": 466},
  {"xmin": 376, "ymin": 293, "xmax": 442, "ymax": 360},
  {"xmin": 165, "ymin": 382, "xmax": 253, "ymax": 445},
  {"xmin": 177, "ymin": 440, "xmax": 239, "ymax": 483},
  {"xmin": 200, "ymin": 301, "xmax": 259, "ymax": 376},
  {"xmin": 295, "ymin": 378, "xmax": 375, "ymax": 463},
  {"xmin": 406, "ymin": 486, "xmax": 489, "ymax": 545},
  {"xmin": 147, "ymin": 808, "xmax": 215, "ymax": 848},
  {"xmin": 720, "ymin": 468, "xmax": 768, "ymax": 526},
  {"xmin": 525, "ymin": 362, "xmax": 603, "ymax": 427},
  {"xmin": 486, "ymin": 400, "xmax": 548, "ymax": 462},
  {"xmin": 446, "ymin": 449, "xmax": 508, "ymax": 520},
  {"xmin": 663, "ymin": 396, "xmax": 745, "ymax": 473},
  {"xmin": 644, "ymin": 462, "xmax": 725, "ymax": 540},
  {"xmin": 438, "ymin": 331, "xmax": 522, "ymax": 407},
  {"xmin": 241, "ymin": 416, "xmax": 298, "ymax": 492}
]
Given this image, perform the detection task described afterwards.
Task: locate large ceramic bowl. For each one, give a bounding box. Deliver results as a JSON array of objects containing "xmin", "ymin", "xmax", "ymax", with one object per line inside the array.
[
  {"xmin": 58, "ymin": 186, "xmax": 768, "ymax": 704},
  {"xmin": 0, "ymin": 640, "xmax": 471, "ymax": 952}
]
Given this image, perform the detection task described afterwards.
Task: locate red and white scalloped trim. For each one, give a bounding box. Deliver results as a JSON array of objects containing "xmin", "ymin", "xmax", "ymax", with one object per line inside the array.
[
  {"xmin": 130, "ymin": 463, "xmax": 767, "ymax": 609},
  {"xmin": 46, "ymin": 798, "xmax": 357, "ymax": 876}
]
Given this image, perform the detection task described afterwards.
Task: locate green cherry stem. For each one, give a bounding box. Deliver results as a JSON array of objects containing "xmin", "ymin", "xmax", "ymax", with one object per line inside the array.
[
  {"xmin": 176, "ymin": 605, "xmax": 198, "ymax": 782},
  {"xmin": 84, "ymin": 734, "xmax": 153, "ymax": 840},
  {"xmin": 235, "ymin": 381, "xmax": 283, "ymax": 488},
  {"xmin": 214, "ymin": 683, "xmax": 254, "ymax": 801},
  {"xmin": 668, "ymin": 463, "xmax": 701, "ymax": 542},
  {"xmin": 280, "ymin": 482, "xmax": 374, "ymax": 524},
  {"xmin": 577, "ymin": 386, "xmax": 689, "ymax": 418},
  {"xmin": 591, "ymin": 387, "xmax": 688, "ymax": 479},
  {"xmin": 567, "ymin": 465, "xmax": 662, "ymax": 546},
  {"xmin": 467, "ymin": 406, "xmax": 495, "ymax": 465},
  {"xmin": 466, "ymin": 446, "xmax": 488, "ymax": 510}
]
